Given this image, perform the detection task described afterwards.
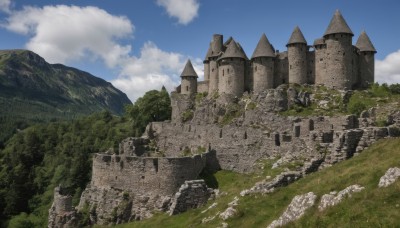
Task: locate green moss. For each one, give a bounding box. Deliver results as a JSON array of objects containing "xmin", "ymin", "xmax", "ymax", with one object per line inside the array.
[{"xmin": 181, "ymin": 110, "xmax": 194, "ymax": 122}]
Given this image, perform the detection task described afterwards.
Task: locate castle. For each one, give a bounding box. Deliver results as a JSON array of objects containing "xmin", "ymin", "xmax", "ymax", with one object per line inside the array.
[{"xmin": 179, "ymin": 10, "xmax": 376, "ymax": 96}]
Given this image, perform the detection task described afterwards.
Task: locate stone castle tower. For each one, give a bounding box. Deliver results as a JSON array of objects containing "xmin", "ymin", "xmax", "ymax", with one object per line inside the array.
[{"xmin": 178, "ymin": 10, "xmax": 376, "ymax": 96}]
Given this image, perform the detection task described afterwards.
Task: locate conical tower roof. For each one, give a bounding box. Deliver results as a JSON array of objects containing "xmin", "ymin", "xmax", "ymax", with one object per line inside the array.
[
  {"xmin": 251, "ymin": 33, "xmax": 275, "ymax": 59},
  {"xmin": 287, "ymin": 26, "xmax": 307, "ymax": 46},
  {"xmin": 223, "ymin": 36, "xmax": 233, "ymax": 47},
  {"xmin": 356, "ymin": 30, "xmax": 376, "ymax": 53},
  {"xmin": 324, "ymin": 10, "xmax": 353, "ymax": 37},
  {"xmin": 180, "ymin": 59, "xmax": 198, "ymax": 78},
  {"xmin": 219, "ymin": 39, "xmax": 248, "ymax": 60}
]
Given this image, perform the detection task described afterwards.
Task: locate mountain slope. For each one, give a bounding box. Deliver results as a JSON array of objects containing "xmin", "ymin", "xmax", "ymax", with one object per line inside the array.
[{"xmin": 0, "ymin": 49, "xmax": 132, "ymax": 143}]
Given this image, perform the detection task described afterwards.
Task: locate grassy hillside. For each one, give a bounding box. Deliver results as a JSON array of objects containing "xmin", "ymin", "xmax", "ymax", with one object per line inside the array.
[{"xmin": 116, "ymin": 138, "xmax": 400, "ymax": 227}]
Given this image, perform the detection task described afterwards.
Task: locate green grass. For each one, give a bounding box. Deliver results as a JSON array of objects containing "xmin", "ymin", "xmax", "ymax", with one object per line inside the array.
[{"xmin": 113, "ymin": 138, "xmax": 400, "ymax": 228}]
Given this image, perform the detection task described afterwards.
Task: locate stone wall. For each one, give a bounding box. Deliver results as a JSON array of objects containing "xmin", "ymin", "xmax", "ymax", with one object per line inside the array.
[
  {"xmin": 288, "ymin": 43, "xmax": 307, "ymax": 84},
  {"xmin": 91, "ymin": 153, "xmax": 207, "ymax": 196},
  {"xmin": 218, "ymin": 58, "xmax": 245, "ymax": 97},
  {"xmin": 252, "ymin": 57, "xmax": 274, "ymax": 92},
  {"xmin": 48, "ymin": 186, "xmax": 78, "ymax": 228},
  {"xmin": 197, "ymin": 81, "xmax": 209, "ymax": 94}
]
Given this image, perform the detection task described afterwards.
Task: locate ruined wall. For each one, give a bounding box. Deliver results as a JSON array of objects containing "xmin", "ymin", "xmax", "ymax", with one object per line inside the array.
[
  {"xmin": 252, "ymin": 57, "xmax": 274, "ymax": 92},
  {"xmin": 218, "ymin": 58, "xmax": 245, "ymax": 97},
  {"xmin": 324, "ymin": 34, "xmax": 353, "ymax": 89},
  {"xmin": 171, "ymin": 92, "xmax": 193, "ymax": 123},
  {"xmin": 288, "ymin": 44, "xmax": 307, "ymax": 84},
  {"xmin": 91, "ymin": 153, "xmax": 207, "ymax": 196}
]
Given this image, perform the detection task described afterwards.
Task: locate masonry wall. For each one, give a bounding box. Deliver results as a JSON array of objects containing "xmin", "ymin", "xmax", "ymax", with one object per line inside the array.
[
  {"xmin": 307, "ymin": 51, "xmax": 315, "ymax": 84},
  {"xmin": 359, "ymin": 52, "xmax": 375, "ymax": 89},
  {"xmin": 91, "ymin": 153, "xmax": 207, "ymax": 196},
  {"xmin": 252, "ymin": 57, "xmax": 274, "ymax": 92},
  {"xmin": 275, "ymin": 52, "xmax": 289, "ymax": 87},
  {"xmin": 181, "ymin": 77, "xmax": 197, "ymax": 95},
  {"xmin": 208, "ymin": 58, "xmax": 219, "ymax": 94},
  {"xmin": 204, "ymin": 61, "xmax": 210, "ymax": 81},
  {"xmin": 314, "ymin": 46, "xmax": 326, "ymax": 85},
  {"xmin": 197, "ymin": 81, "xmax": 209, "ymax": 94}
]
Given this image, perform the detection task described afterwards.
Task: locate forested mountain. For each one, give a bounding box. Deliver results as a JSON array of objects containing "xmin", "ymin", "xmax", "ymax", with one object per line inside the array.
[{"xmin": 0, "ymin": 49, "xmax": 132, "ymax": 144}]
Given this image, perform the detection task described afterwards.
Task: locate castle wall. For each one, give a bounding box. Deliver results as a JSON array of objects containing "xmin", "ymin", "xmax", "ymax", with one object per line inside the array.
[
  {"xmin": 314, "ymin": 46, "xmax": 327, "ymax": 85},
  {"xmin": 307, "ymin": 51, "xmax": 315, "ymax": 84},
  {"xmin": 181, "ymin": 77, "xmax": 197, "ymax": 95},
  {"xmin": 208, "ymin": 58, "xmax": 219, "ymax": 94},
  {"xmin": 218, "ymin": 58, "xmax": 245, "ymax": 97},
  {"xmin": 275, "ymin": 52, "xmax": 289, "ymax": 87},
  {"xmin": 252, "ymin": 57, "xmax": 274, "ymax": 93},
  {"xmin": 204, "ymin": 62, "xmax": 210, "ymax": 81},
  {"xmin": 197, "ymin": 81, "xmax": 209, "ymax": 94},
  {"xmin": 359, "ymin": 52, "xmax": 375, "ymax": 89},
  {"xmin": 288, "ymin": 44, "xmax": 307, "ymax": 84},
  {"xmin": 324, "ymin": 34, "xmax": 353, "ymax": 89},
  {"xmin": 91, "ymin": 153, "xmax": 207, "ymax": 196}
]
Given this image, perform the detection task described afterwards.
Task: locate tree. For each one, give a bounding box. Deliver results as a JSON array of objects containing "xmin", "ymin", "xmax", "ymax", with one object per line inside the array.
[{"xmin": 125, "ymin": 87, "xmax": 172, "ymax": 136}]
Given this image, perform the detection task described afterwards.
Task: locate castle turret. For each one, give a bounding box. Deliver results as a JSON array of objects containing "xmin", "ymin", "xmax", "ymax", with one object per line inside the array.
[
  {"xmin": 287, "ymin": 26, "xmax": 308, "ymax": 84},
  {"xmin": 208, "ymin": 34, "xmax": 223, "ymax": 95},
  {"xmin": 251, "ymin": 33, "xmax": 275, "ymax": 92},
  {"xmin": 323, "ymin": 10, "xmax": 354, "ymax": 90},
  {"xmin": 217, "ymin": 39, "xmax": 247, "ymax": 97},
  {"xmin": 356, "ymin": 30, "xmax": 376, "ymax": 89},
  {"xmin": 180, "ymin": 59, "xmax": 198, "ymax": 95},
  {"xmin": 203, "ymin": 43, "xmax": 212, "ymax": 82}
]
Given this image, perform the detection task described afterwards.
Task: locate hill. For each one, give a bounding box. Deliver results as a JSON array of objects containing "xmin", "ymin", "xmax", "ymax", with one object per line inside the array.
[
  {"xmin": 0, "ymin": 49, "xmax": 132, "ymax": 144},
  {"xmin": 115, "ymin": 138, "xmax": 400, "ymax": 227}
]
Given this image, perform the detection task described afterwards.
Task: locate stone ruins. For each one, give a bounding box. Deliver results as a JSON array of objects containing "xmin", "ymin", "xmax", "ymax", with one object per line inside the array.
[{"xmin": 48, "ymin": 10, "xmax": 400, "ymax": 228}]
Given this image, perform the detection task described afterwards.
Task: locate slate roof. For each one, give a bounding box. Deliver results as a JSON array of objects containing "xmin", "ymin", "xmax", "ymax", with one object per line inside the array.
[
  {"xmin": 324, "ymin": 10, "xmax": 354, "ymax": 36},
  {"xmin": 219, "ymin": 39, "xmax": 248, "ymax": 60},
  {"xmin": 180, "ymin": 59, "xmax": 198, "ymax": 78},
  {"xmin": 356, "ymin": 31, "xmax": 376, "ymax": 53},
  {"xmin": 251, "ymin": 33, "xmax": 275, "ymax": 59},
  {"xmin": 287, "ymin": 26, "xmax": 307, "ymax": 46},
  {"xmin": 313, "ymin": 38, "xmax": 325, "ymax": 46}
]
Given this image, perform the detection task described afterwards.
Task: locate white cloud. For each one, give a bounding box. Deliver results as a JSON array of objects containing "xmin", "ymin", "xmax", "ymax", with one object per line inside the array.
[
  {"xmin": 111, "ymin": 41, "xmax": 203, "ymax": 101},
  {"xmin": 3, "ymin": 4, "xmax": 203, "ymax": 102},
  {"xmin": 0, "ymin": 0, "xmax": 11, "ymax": 13},
  {"xmin": 156, "ymin": 0, "xmax": 199, "ymax": 25},
  {"xmin": 4, "ymin": 5, "xmax": 134, "ymax": 66},
  {"xmin": 376, "ymin": 50, "xmax": 400, "ymax": 84}
]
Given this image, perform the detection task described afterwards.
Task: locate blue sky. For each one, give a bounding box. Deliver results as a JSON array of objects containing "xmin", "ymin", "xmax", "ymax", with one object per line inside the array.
[{"xmin": 1, "ymin": 0, "xmax": 399, "ymax": 101}]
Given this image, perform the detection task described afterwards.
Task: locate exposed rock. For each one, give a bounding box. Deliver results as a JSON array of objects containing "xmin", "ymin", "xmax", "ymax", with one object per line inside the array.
[
  {"xmin": 318, "ymin": 185, "xmax": 365, "ymax": 211},
  {"xmin": 201, "ymin": 202, "xmax": 218, "ymax": 214},
  {"xmin": 201, "ymin": 211, "xmax": 220, "ymax": 223},
  {"xmin": 240, "ymin": 171, "xmax": 302, "ymax": 196},
  {"xmin": 378, "ymin": 167, "xmax": 400, "ymax": 187},
  {"xmin": 268, "ymin": 192, "xmax": 317, "ymax": 228},
  {"xmin": 219, "ymin": 196, "xmax": 240, "ymax": 221},
  {"xmin": 169, "ymin": 180, "xmax": 214, "ymax": 215}
]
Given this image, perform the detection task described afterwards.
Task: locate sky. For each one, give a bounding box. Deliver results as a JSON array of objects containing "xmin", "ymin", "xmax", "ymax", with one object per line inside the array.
[{"xmin": 0, "ymin": 0, "xmax": 400, "ymax": 102}]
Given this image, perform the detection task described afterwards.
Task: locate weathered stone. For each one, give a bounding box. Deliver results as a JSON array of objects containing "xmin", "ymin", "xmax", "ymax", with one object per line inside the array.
[
  {"xmin": 318, "ymin": 184, "xmax": 364, "ymax": 211},
  {"xmin": 378, "ymin": 167, "xmax": 400, "ymax": 187},
  {"xmin": 268, "ymin": 192, "xmax": 317, "ymax": 228},
  {"xmin": 48, "ymin": 186, "xmax": 78, "ymax": 228}
]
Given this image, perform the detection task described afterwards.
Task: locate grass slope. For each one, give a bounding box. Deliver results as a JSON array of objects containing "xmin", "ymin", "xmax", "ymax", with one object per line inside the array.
[{"xmin": 115, "ymin": 138, "xmax": 400, "ymax": 227}]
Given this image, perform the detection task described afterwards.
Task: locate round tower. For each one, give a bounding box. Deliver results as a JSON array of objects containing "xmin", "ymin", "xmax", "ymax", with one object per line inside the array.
[
  {"xmin": 314, "ymin": 38, "xmax": 327, "ymax": 85},
  {"xmin": 208, "ymin": 34, "xmax": 223, "ymax": 95},
  {"xmin": 251, "ymin": 33, "xmax": 275, "ymax": 93},
  {"xmin": 356, "ymin": 30, "xmax": 376, "ymax": 89},
  {"xmin": 287, "ymin": 26, "xmax": 308, "ymax": 85},
  {"xmin": 217, "ymin": 39, "xmax": 247, "ymax": 97},
  {"xmin": 180, "ymin": 59, "xmax": 198, "ymax": 95},
  {"xmin": 323, "ymin": 10, "xmax": 354, "ymax": 90},
  {"xmin": 203, "ymin": 43, "xmax": 212, "ymax": 82}
]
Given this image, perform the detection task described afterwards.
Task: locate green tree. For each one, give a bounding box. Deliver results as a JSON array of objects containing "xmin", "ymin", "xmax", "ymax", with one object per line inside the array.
[{"xmin": 125, "ymin": 86, "xmax": 172, "ymax": 136}]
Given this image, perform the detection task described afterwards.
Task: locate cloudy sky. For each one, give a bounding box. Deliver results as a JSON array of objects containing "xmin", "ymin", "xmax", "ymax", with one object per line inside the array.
[{"xmin": 0, "ymin": 0, "xmax": 399, "ymax": 102}]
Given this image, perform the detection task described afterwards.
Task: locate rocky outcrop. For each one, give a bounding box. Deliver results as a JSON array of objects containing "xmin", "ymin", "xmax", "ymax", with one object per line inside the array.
[
  {"xmin": 318, "ymin": 185, "xmax": 365, "ymax": 211},
  {"xmin": 378, "ymin": 167, "xmax": 400, "ymax": 187},
  {"xmin": 240, "ymin": 171, "xmax": 302, "ymax": 196},
  {"xmin": 219, "ymin": 196, "xmax": 239, "ymax": 221},
  {"xmin": 169, "ymin": 180, "xmax": 214, "ymax": 215},
  {"xmin": 268, "ymin": 192, "xmax": 317, "ymax": 228}
]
